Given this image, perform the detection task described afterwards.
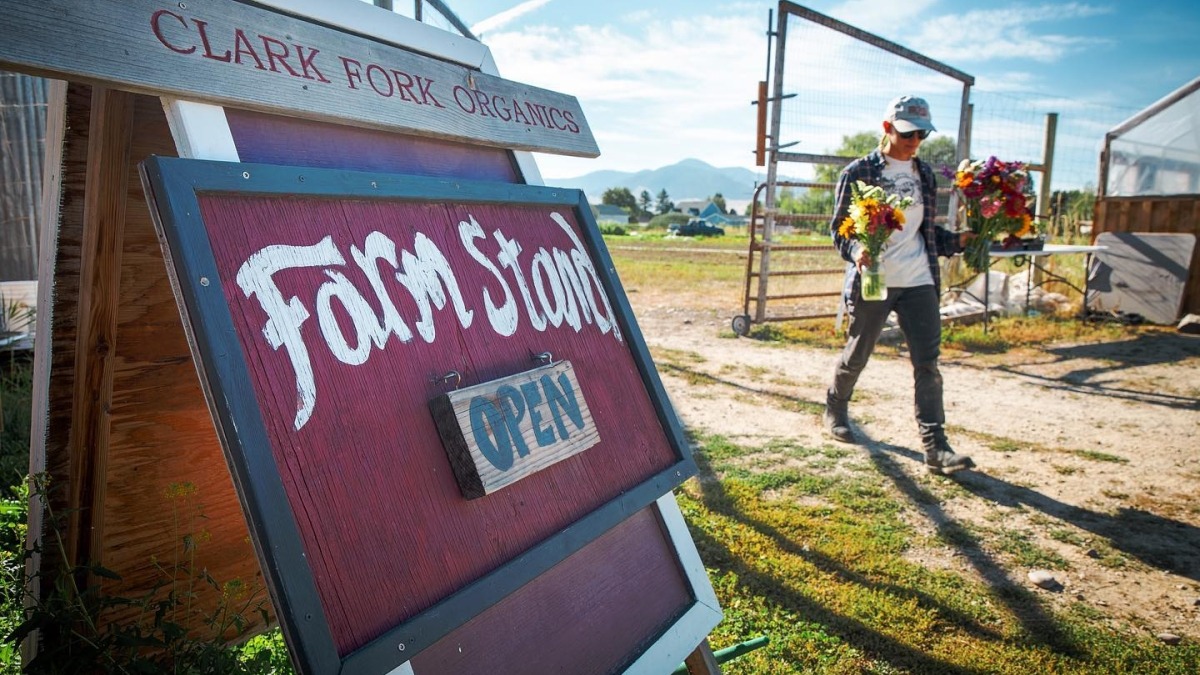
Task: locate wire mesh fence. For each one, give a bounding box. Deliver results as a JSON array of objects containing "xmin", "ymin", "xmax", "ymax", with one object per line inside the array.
[{"xmin": 744, "ymin": 4, "xmax": 1139, "ymax": 328}]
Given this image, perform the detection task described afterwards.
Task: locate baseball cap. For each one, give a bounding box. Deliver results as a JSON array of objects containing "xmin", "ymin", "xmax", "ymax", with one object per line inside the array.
[{"xmin": 885, "ymin": 95, "xmax": 936, "ymax": 133}]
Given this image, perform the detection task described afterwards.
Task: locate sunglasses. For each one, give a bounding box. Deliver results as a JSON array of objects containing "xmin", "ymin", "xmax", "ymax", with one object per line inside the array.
[{"xmin": 896, "ymin": 129, "xmax": 931, "ymax": 140}]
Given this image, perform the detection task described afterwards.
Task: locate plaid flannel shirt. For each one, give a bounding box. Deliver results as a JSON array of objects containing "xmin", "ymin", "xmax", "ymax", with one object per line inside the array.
[{"xmin": 830, "ymin": 149, "xmax": 961, "ymax": 298}]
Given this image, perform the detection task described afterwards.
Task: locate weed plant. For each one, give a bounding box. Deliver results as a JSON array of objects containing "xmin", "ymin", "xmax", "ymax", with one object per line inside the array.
[
  {"xmin": 1, "ymin": 475, "xmax": 295, "ymax": 673},
  {"xmin": 0, "ymin": 356, "xmax": 294, "ymax": 672}
]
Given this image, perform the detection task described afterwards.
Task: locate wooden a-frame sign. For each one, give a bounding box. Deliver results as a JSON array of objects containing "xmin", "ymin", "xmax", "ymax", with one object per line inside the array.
[
  {"xmin": 4, "ymin": 1, "xmax": 721, "ymax": 673},
  {"xmin": 139, "ymin": 157, "xmax": 717, "ymax": 673}
]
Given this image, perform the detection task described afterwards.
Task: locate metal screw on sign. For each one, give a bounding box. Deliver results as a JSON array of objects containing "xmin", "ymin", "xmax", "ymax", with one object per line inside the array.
[
  {"xmin": 531, "ymin": 351, "xmax": 553, "ymax": 365},
  {"xmin": 371, "ymin": 181, "xmax": 378, "ymax": 189},
  {"xmin": 242, "ymin": 171, "xmax": 250, "ymax": 179},
  {"xmin": 432, "ymin": 370, "xmax": 462, "ymax": 390},
  {"xmin": 397, "ymin": 644, "xmax": 406, "ymax": 652},
  {"xmin": 178, "ymin": 2, "xmax": 186, "ymax": 9},
  {"xmin": 199, "ymin": 277, "xmax": 209, "ymax": 287}
]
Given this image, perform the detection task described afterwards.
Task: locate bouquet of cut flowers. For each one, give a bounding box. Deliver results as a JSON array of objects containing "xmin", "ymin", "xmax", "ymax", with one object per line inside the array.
[
  {"xmin": 951, "ymin": 156, "xmax": 1035, "ymax": 273},
  {"xmin": 838, "ymin": 180, "xmax": 912, "ymax": 300}
]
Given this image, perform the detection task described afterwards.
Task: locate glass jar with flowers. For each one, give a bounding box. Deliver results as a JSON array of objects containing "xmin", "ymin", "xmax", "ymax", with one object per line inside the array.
[{"xmin": 838, "ymin": 180, "xmax": 912, "ymax": 301}]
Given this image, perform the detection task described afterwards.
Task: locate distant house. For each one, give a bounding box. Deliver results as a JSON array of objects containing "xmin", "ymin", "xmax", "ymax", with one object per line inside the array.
[
  {"xmin": 674, "ymin": 200, "xmax": 708, "ymax": 217},
  {"xmin": 594, "ymin": 203, "xmax": 631, "ymax": 224},
  {"xmin": 674, "ymin": 200, "xmax": 748, "ymax": 228}
]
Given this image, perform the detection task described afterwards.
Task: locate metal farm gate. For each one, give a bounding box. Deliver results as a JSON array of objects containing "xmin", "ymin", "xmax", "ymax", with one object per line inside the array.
[{"xmin": 733, "ymin": 1, "xmax": 974, "ymax": 335}]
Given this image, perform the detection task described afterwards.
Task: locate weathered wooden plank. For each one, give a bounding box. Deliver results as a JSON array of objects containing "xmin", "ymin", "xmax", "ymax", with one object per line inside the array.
[
  {"xmin": 28, "ymin": 90, "xmax": 271, "ymax": 659},
  {"xmin": 684, "ymin": 640, "xmax": 723, "ymax": 675},
  {"xmin": 65, "ymin": 86, "xmax": 134, "ymax": 569},
  {"xmin": 99, "ymin": 93, "xmax": 268, "ymax": 633},
  {"xmin": 1093, "ymin": 196, "xmax": 1200, "ymax": 314},
  {"xmin": 0, "ymin": 0, "xmax": 598, "ymax": 157},
  {"xmin": 430, "ymin": 360, "xmax": 600, "ymax": 499},
  {"xmin": 24, "ymin": 76, "xmax": 71, "ymax": 665}
]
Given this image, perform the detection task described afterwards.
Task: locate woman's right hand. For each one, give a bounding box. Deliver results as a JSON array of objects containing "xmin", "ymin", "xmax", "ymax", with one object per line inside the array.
[{"xmin": 856, "ymin": 249, "xmax": 874, "ymax": 272}]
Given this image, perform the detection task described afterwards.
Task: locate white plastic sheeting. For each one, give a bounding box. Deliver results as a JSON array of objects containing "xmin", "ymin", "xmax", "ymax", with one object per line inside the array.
[
  {"xmin": 1105, "ymin": 77, "xmax": 1200, "ymax": 197},
  {"xmin": 0, "ymin": 70, "xmax": 47, "ymax": 281}
]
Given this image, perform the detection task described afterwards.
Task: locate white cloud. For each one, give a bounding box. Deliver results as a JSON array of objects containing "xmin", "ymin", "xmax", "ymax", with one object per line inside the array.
[
  {"xmin": 485, "ymin": 1, "xmax": 1134, "ymax": 189},
  {"xmin": 826, "ymin": 0, "xmax": 942, "ymax": 34},
  {"xmin": 471, "ymin": 0, "xmax": 555, "ymax": 36},
  {"xmin": 485, "ymin": 9, "xmax": 767, "ymax": 175},
  {"xmin": 915, "ymin": 3, "xmax": 1114, "ymax": 64}
]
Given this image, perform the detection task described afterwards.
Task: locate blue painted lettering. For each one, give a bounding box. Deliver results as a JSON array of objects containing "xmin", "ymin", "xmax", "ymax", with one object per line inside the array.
[{"xmin": 469, "ymin": 397, "xmax": 513, "ymax": 471}]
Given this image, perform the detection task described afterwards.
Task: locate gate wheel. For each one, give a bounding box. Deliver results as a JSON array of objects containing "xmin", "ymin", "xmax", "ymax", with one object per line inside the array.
[{"xmin": 731, "ymin": 314, "xmax": 751, "ymax": 336}]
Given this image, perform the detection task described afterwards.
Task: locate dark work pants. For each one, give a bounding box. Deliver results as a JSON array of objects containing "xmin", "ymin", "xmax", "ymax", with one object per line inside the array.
[{"xmin": 828, "ymin": 284, "xmax": 945, "ymax": 433}]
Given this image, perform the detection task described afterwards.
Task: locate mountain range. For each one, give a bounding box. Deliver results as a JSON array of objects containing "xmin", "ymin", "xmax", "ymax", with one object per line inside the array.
[{"xmin": 544, "ymin": 158, "xmax": 772, "ymax": 205}]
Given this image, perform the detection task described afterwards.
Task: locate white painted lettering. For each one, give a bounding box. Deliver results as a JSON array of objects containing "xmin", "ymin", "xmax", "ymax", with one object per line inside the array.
[
  {"xmin": 459, "ymin": 216, "xmax": 518, "ymax": 336},
  {"xmin": 236, "ymin": 211, "xmax": 621, "ymax": 431},
  {"xmin": 394, "ymin": 232, "xmax": 474, "ymax": 342},
  {"xmin": 236, "ymin": 237, "xmax": 344, "ymax": 430}
]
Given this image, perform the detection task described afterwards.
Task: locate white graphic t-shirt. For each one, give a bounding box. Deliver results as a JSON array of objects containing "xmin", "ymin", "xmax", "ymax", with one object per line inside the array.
[{"xmin": 875, "ymin": 157, "xmax": 933, "ymax": 288}]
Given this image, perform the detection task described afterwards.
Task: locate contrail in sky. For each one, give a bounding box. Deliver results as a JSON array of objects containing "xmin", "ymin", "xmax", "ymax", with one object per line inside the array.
[{"xmin": 471, "ymin": 0, "xmax": 554, "ymax": 35}]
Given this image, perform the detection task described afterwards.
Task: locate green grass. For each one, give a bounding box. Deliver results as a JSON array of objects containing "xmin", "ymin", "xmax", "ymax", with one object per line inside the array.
[
  {"xmin": 951, "ymin": 427, "xmax": 1131, "ymax": 465},
  {"xmin": 0, "ymin": 356, "xmax": 32, "ymax": 500},
  {"xmin": 683, "ymin": 432, "xmax": 1200, "ymax": 673}
]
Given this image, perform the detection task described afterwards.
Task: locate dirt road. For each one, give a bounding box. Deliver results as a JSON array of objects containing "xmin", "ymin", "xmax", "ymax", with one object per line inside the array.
[{"xmin": 633, "ymin": 298, "xmax": 1200, "ymax": 641}]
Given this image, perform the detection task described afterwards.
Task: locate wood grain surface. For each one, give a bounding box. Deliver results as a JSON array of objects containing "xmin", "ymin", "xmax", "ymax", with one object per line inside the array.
[
  {"xmin": 430, "ymin": 360, "xmax": 600, "ymax": 499},
  {"xmin": 1093, "ymin": 195, "xmax": 1200, "ymax": 314},
  {"xmin": 34, "ymin": 89, "xmax": 269, "ymax": 641},
  {"xmin": 0, "ymin": 0, "xmax": 598, "ymax": 157}
]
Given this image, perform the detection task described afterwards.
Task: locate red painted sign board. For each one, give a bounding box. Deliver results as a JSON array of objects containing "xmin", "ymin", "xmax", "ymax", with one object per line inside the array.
[{"xmin": 140, "ymin": 157, "xmax": 698, "ymax": 673}]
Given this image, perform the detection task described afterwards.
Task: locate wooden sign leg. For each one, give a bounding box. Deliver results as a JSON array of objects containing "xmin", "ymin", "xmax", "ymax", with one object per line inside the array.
[
  {"xmin": 66, "ymin": 85, "xmax": 134, "ymax": 577},
  {"xmin": 684, "ymin": 638, "xmax": 722, "ymax": 675}
]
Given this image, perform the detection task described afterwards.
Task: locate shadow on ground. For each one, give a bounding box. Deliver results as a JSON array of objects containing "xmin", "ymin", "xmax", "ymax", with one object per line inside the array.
[{"xmin": 993, "ymin": 332, "xmax": 1200, "ymax": 410}]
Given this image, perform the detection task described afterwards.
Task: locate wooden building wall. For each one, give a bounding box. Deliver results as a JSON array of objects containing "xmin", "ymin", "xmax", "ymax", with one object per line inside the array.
[{"xmin": 1093, "ymin": 195, "xmax": 1200, "ymax": 315}]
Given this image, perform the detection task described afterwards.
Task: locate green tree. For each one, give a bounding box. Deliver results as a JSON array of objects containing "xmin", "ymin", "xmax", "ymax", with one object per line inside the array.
[
  {"xmin": 814, "ymin": 131, "xmax": 881, "ymax": 185},
  {"xmin": 655, "ymin": 189, "xmax": 674, "ymax": 215},
  {"xmin": 798, "ymin": 132, "xmax": 964, "ymax": 227},
  {"xmin": 711, "ymin": 193, "xmax": 727, "ymax": 214},
  {"xmin": 776, "ymin": 187, "xmax": 798, "ymax": 214},
  {"xmin": 648, "ymin": 212, "xmax": 690, "ymax": 229},
  {"xmin": 638, "ymin": 190, "xmax": 653, "ymax": 217},
  {"xmin": 1049, "ymin": 186, "xmax": 1096, "ymax": 238},
  {"xmin": 602, "ymin": 187, "xmax": 637, "ymax": 212},
  {"xmin": 917, "ymin": 136, "xmax": 958, "ymax": 187}
]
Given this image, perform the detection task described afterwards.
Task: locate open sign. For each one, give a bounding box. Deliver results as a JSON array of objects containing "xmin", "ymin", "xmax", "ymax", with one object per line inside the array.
[{"xmin": 430, "ymin": 360, "xmax": 599, "ymax": 499}]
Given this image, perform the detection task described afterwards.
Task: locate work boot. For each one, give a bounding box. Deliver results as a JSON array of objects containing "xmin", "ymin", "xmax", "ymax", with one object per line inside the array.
[
  {"xmin": 824, "ymin": 392, "xmax": 855, "ymax": 443},
  {"xmin": 922, "ymin": 426, "xmax": 975, "ymax": 475}
]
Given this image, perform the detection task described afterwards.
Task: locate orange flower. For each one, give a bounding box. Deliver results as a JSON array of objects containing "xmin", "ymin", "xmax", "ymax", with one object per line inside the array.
[{"xmin": 1016, "ymin": 213, "xmax": 1033, "ymax": 238}]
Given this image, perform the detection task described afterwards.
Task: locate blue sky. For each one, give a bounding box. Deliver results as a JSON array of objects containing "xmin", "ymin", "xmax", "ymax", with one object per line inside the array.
[{"xmin": 438, "ymin": 1, "xmax": 1200, "ymax": 189}]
